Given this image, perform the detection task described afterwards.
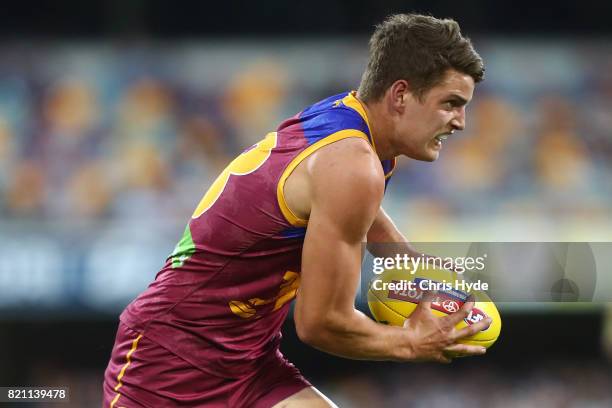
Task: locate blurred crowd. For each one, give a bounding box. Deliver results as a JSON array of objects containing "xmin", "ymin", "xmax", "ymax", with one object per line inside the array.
[
  {"xmin": 0, "ymin": 40, "xmax": 610, "ymax": 407},
  {"xmin": 324, "ymin": 361, "xmax": 612, "ymax": 408},
  {"xmin": 0, "ymin": 41, "xmax": 610, "ymax": 230}
]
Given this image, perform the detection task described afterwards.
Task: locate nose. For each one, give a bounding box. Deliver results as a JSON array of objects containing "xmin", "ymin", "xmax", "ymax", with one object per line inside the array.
[{"xmin": 450, "ymin": 107, "xmax": 466, "ymax": 131}]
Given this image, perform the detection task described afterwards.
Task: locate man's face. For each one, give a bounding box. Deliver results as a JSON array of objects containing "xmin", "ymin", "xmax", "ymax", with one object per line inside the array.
[{"xmin": 393, "ymin": 69, "xmax": 475, "ymax": 161}]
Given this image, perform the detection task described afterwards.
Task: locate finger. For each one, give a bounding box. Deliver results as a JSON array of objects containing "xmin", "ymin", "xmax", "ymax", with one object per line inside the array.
[
  {"xmin": 444, "ymin": 295, "xmax": 475, "ymax": 326},
  {"xmin": 453, "ymin": 317, "xmax": 492, "ymax": 340},
  {"xmin": 416, "ymin": 290, "xmax": 437, "ymax": 311},
  {"xmin": 444, "ymin": 344, "xmax": 487, "ymax": 356}
]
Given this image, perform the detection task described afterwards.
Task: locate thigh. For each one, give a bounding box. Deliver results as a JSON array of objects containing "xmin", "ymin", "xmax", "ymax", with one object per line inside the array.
[{"xmin": 271, "ymin": 387, "xmax": 338, "ymax": 408}]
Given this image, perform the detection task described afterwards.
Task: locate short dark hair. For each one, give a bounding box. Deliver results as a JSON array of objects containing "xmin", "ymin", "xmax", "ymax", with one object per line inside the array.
[{"xmin": 357, "ymin": 14, "xmax": 485, "ymax": 102}]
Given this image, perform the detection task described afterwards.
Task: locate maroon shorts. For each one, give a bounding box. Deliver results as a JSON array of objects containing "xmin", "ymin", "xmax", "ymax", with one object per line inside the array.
[{"xmin": 102, "ymin": 322, "xmax": 310, "ymax": 408}]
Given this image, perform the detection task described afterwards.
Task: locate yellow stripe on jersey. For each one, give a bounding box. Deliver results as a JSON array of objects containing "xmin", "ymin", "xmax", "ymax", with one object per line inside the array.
[
  {"xmin": 385, "ymin": 158, "xmax": 397, "ymax": 179},
  {"xmin": 277, "ymin": 129, "xmax": 371, "ymax": 227},
  {"xmin": 341, "ymin": 92, "xmax": 376, "ymax": 154},
  {"xmin": 109, "ymin": 333, "xmax": 143, "ymax": 408}
]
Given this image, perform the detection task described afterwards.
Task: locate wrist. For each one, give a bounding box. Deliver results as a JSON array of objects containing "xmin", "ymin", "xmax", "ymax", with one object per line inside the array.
[{"xmin": 384, "ymin": 325, "xmax": 416, "ymax": 361}]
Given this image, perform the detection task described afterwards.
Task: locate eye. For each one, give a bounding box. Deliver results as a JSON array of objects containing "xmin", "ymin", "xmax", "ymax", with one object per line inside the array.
[{"xmin": 443, "ymin": 99, "xmax": 465, "ymax": 111}]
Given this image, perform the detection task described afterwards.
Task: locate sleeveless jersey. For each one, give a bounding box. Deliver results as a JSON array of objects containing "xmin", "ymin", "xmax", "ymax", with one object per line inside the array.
[{"xmin": 120, "ymin": 91, "xmax": 396, "ymax": 378}]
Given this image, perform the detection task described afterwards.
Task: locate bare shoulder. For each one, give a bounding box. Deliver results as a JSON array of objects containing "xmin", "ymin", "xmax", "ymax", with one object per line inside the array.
[
  {"xmin": 308, "ymin": 137, "xmax": 385, "ymax": 196},
  {"xmin": 283, "ymin": 136, "xmax": 385, "ymax": 224},
  {"xmin": 306, "ymin": 137, "xmax": 385, "ymax": 239}
]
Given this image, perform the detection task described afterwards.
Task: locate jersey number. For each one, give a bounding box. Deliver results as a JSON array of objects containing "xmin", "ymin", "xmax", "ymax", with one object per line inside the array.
[
  {"xmin": 191, "ymin": 132, "xmax": 278, "ymax": 218},
  {"xmin": 229, "ymin": 271, "xmax": 301, "ymax": 319}
]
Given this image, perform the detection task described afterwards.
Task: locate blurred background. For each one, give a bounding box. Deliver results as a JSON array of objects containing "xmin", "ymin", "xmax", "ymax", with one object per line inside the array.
[{"xmin": 0, "ymin": 0, "xmax": 611, "ymax": 406}]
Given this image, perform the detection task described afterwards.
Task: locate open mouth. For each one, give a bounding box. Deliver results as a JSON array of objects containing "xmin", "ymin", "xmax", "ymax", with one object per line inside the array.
[{"xmin": 434, "ymin": 134, "xmax": 449, "ymax": 142}]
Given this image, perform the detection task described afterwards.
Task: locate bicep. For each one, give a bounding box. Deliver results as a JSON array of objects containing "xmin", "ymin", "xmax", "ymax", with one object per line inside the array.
[
  {"xmin": 299, "ymin": 207, "xmax": 365, "ymax": 318},
  {"xmin": 296, "ymin": 140, "xmax": 384, "ymax": 323}
]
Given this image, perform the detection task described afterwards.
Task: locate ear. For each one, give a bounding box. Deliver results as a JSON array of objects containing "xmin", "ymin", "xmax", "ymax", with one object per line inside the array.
[{"xmin": 387, "ymin": 80, "xmax": 411, "ymax": 111}]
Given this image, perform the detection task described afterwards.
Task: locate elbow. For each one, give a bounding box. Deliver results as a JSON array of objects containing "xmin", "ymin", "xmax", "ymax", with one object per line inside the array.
[
  {"xmin": 295, "ymin": 311, "xmax": 343, "ymax": 348},
  {"xmin": 295, "ymin": 314, "xmax": 321, "ymax": 346}
]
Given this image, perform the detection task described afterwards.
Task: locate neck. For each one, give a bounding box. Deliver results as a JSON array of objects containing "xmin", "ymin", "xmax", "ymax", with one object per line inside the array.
[{"xmin": 359, "ymin": 96, "xmax": 396, "ymax": 161}]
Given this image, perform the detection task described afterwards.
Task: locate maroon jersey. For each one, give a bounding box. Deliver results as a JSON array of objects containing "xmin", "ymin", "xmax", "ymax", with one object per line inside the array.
[{"xmin": 120, "ymin": 91, "xmax": 396, "ymax": 378}]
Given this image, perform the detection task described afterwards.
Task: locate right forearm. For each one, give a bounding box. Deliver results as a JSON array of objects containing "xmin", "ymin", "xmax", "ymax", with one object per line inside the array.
[{"xmin": 297, "ymin": 308, "xmax": 412, "ymax": 361}]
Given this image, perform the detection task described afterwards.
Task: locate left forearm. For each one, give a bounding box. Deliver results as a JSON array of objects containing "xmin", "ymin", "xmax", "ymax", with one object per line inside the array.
[
  {"xmin": 367, "ymin": 208, "xmax": 451, "ymax": 270},
  {"xmin": 366, "ymin": 208, "xmax": 421, "ymax": 258}
]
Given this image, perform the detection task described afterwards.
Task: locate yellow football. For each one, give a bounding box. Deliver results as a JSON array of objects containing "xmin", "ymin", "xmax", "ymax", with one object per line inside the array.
[{"xmin": 367, "ymin": 265, "xmax": 501, "ymax": 351}]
